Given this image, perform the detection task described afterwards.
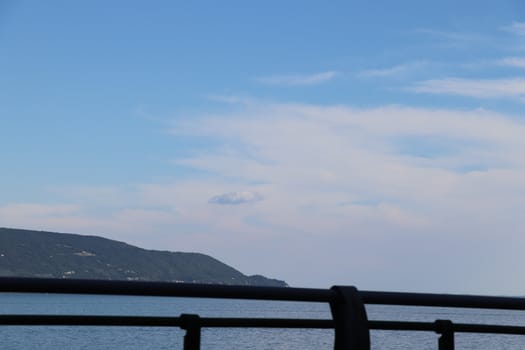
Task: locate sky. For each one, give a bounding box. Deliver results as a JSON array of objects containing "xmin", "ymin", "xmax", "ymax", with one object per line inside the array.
[{"xmin": 2, "ymin": 1, "xmax": 525, "ymax": 295}]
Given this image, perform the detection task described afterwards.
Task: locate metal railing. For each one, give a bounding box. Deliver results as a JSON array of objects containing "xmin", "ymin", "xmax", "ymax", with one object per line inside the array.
[{"xmin": 1, "ymin": 277, "xmax": 525, "ymax": 349}]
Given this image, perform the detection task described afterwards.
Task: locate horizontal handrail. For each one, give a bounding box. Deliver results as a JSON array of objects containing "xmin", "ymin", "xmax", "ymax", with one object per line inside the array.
[
  {"xmin": 0, "ymin": 314, "xmax": 334, "ymax": 329},
  {"xmin": 369, "ymin": 320, "xmax": 525, "ymax": 335},
  {"xmin": 0, "ymin": 277, "xmax": 332, "ymax": 302},
  {"xmin": 361, "ymin": 290, "xmax": 525, "ymax": 310},
  {"xmin": 3, "ymin": 277, "xmax": 525, "ymax": 310},
  {"xmin": 4, "ymin": 315, "xmax": 525, "ymax": 336}
]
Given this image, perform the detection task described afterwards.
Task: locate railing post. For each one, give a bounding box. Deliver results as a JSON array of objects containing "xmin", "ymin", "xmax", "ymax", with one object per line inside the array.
[
  {"xmin": 435, "ymin": 320, "xmax": 454, "ymax": 350},
  {"xmin": 330, "ymin": 286, "xmax": 370, "ymax": 350},
  {"xmin": 180, "ymin": 314, "xmax": 201, "ymax": 350}
]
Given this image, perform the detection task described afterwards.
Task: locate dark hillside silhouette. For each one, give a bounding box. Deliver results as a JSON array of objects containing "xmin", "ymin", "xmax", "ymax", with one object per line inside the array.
[{"xmin": 0, "ymin": 227, "xmax": 287, "ymax": 287}]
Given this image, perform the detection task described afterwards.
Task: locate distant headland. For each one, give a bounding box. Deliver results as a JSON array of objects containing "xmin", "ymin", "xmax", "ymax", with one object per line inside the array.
[{"xmin": 0, "ymin": 227, "xmax": 287, "ymax": 287}]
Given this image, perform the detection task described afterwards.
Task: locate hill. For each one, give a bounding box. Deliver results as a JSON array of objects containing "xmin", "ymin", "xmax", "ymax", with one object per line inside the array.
[{"xmin": 0, "ymin": 227, "xmax": 287, "ymax": 287}]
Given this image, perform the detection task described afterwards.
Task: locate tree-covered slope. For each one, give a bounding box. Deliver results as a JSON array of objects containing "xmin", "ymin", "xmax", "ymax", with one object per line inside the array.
[{"xmin": 0, "ymin": 228, "xmax": 287, "ymax": 287}]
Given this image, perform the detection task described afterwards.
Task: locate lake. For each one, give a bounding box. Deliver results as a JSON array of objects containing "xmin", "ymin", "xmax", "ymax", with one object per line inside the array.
[{"xmin": 1, "ymin": 293, "xmax": 525, "ymax": 349}]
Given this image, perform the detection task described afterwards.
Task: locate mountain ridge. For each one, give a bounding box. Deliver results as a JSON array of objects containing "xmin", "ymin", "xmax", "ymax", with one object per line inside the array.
[{"xmin": 0, "ymin": 227, "xmax": 287, "ymax": 287}]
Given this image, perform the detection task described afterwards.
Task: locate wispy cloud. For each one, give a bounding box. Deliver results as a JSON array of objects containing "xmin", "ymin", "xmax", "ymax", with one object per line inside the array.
[
  {"xmin": 206, "ymin": 94, "xmax": 257, "ymax": 105},
  {"xmin": 415, "ymin": 28, "xmax": 487, "ymax": 47},
  {"xmin": 256, "ymin": 71, "xmax": 338, "ymax": 86},
  {"xmin": 498, "ymin": 57, "xmax": 525, "ymax": 68},
  {"xmin": 410, "ymin": 77, "xmax": 525, "ymax": 100},
  {"xmin": 209, "ymin": 191, "xmax": 263, "ymax": 205},
  {"xmin": 0, "ymin": 203, "xmax": 80, "ymax": 218},
  {"xmin": 502, "ymin": 21, "xmax": 525, "ymax": 36},
  {"xmin": 358, "ymin": 62, "xmax": 426, "ymax": 78}
]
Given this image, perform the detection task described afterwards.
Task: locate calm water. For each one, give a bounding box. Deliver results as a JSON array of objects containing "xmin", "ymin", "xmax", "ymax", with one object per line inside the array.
[{"xmin": 1, "ymin": 293, "xmax": 525, "ymax": 349}]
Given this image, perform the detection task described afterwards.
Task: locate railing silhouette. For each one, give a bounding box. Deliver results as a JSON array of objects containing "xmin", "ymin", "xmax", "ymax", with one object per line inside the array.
[{"xmin": 1, "ymin": 277, "xmax": 525, "ymax": 349}]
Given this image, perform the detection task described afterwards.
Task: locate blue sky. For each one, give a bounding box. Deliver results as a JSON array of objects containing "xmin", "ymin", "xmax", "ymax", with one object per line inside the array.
[{"xmin": 2, "ymin": 1, "xmax": 525, "ymax": 294}]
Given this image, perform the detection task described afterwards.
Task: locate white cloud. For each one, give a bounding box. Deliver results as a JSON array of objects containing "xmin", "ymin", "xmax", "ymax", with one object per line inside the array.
[
  {"xmin": 358, "ymin": 62, "xmax": 426, "ymax": 78},
  {"xmin": 170, "ymin": 102, "xmax": 525, "ymax": 228},
  {"xmin": 209, "ymin": 191, "xmax": 263, "ymax": 205},
  {"xmin": 498, "ymin": 57, "xmax": 525, "ymax": 68},
  {"xmin": 502, "ymin": 21, "xmax": 525, "ymax": 36},
  {"xmin": 206, "ymin": 94, "xmax": 257, "ymax": 105},
  {"xmin": 0, "ymin": 203, "xmax": 80, "ymax": 219},
  {"xmin": 410, "ymin": 77, "xmax": 525, "ymax": 100},
  {"xmin": 256, "ymin": 71, "xmax": 338, "ymax": 86},
  {"xmin": 414, "ymin": 28, "xmax": 488, "ymax": 47}
]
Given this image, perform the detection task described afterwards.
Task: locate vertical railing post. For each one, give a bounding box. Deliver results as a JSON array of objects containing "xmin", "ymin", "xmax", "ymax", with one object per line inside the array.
[
  {"xmin": 180, "ymin": 314, "xmax": 201, "ymax": 350},
  {"xmin": 330, "ymin": 286, "xmax": 370, "ymax": 350},
  {"xmin": 435, "ymin": 320, "xmax": 455, "ymax": 350}
]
